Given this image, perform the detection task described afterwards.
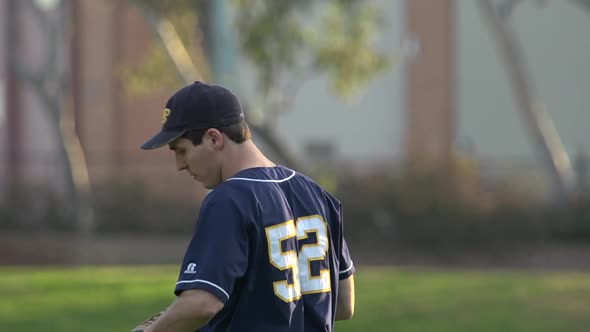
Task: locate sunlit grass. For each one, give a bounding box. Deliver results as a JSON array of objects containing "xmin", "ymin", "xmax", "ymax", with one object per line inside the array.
[
  {"xmin": 1, "ymin": 266, "xmax": 589, "ymax": 332},
  {"xmin": 337, "ymin": 267, "xmax": 590, "ymax": 332},
  {"xmin": 0, "ymin": 266, "xmax": 176, "ymax": 332}
]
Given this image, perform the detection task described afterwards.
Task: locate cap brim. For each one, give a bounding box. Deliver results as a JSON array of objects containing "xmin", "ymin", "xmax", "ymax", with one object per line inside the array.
[{"xmin": 140, "ymin": 130, "xmax": 185, "ymax": 150}]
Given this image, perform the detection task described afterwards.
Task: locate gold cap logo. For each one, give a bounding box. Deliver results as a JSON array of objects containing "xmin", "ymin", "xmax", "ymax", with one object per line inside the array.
[{"xmin": 162, "ymin": 108, "xmax": 171, "ymax": 124}]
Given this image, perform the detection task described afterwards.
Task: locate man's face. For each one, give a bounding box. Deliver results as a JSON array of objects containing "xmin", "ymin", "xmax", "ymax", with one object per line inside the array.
[{"xmin": 169, "ymin": 136, "xmax": 222, "ymax": 189}]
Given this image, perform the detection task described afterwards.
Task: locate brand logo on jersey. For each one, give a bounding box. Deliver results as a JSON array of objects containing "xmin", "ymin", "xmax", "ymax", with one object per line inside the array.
[
  {"xmin": 162, "ymin": 108, "xmax": 171, "ymax": 124},
  {"xmin": 184, "ymin": 263, "xmax": 197, "ymax": 274}
]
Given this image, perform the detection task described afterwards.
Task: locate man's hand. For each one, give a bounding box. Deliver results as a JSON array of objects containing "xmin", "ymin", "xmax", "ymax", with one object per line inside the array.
[{"xmin": 139, "ymin": 289, "xmax": 223, "ymax": 332}]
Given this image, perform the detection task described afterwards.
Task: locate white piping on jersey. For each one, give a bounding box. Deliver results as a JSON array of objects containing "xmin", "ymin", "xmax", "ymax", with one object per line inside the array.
[
  {"xmin": 176, "ymin": 279, "xmax": 230, "ymax": 299},
  {"xmin": 226, "ymin": 170, "xmax": 296, "ymax": 183},
  {"xmin": 339, "ymin": 262, "xmax": 354, "ymax": 274}
]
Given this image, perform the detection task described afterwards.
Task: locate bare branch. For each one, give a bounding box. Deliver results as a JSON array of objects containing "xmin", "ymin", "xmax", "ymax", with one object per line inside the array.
[
  {"xmin": 478, "ymin": 0, "xmax": 575, "ymax": 204},
  {"xmin": 497, "ymin": 0, "xmax": 525, "ymax": 19},
  {"xmin": 23, "ymin": 0, "xmax": 59, "ymax": 83},
  {"xmin": 571, "ymin": 0, "xmax": 590, "ymax": 13},
  {"xmin": 139, "ymin": 5, "xmax": 204, "ymax": 83}
]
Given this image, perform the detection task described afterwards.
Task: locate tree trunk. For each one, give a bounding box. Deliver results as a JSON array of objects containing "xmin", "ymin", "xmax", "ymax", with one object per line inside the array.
[
  {"xmin": 478, "ymin": 0, "xmax": 574, "ymax": 205},
  {"xmin": 12, "ymin": 0, "xmax": 95, "ymax": 232}
]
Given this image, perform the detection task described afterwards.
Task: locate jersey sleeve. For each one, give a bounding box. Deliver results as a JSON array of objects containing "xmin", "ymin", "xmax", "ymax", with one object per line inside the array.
[
  {"xmin": 336, "ymin": 201, "xmax": 355, "ymax": 280},
  {"xmin": 338, "ymin": 237, "xmax": 355, "ymax": 280},
  {"xmin": 174, "ymin": 193, "xmax": 249, "ymax": 303}
]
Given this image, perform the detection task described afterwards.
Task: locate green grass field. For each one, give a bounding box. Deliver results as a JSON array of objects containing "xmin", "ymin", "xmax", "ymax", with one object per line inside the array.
[{"xmin": 1, "ymin": 266, "xmax": 589, "ymax": 332}]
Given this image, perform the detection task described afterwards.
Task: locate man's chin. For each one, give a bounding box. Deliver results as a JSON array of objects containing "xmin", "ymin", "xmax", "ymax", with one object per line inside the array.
[
  {"xmin": 196, "ymin": 179, "xmax": 213, "ymax": 190},
  {"xmin": 200, "ymin": 180, "xmax": 221, "ymax": 190}
]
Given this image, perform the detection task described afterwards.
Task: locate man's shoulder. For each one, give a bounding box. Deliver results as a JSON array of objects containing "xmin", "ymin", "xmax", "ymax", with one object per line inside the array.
[
  {"xmin": 293, "ymin": 171, "xmax": 341, "ymax": 204},
  {"xmin": 202, "ymin": 181, "xmax": 248, "ymax": 206},
  {"xmin": 197, "ymin": 185, "xmax": 250, "ymax": 227},
  {"xmin": 205, "ymin": 166, "xmax": 341, "ymax": 206}
]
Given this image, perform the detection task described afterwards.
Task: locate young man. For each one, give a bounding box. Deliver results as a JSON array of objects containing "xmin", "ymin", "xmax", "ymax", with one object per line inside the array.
[{"xmin": 136, "ymin": 81, "xmax": 355, "ymax": 332}]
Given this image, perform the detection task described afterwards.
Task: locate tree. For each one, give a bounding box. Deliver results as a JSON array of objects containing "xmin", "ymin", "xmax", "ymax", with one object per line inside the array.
[
  {"xmin": 125, "ymin": 0, "xmax": 390, "ymax": 170},
  {"xmin": 478, "ymin": 0, "xmax": 577, "ymax": 205},
  {"xmin": 5, "ymin": 0, "xmax": 94, "ymax": 232}
]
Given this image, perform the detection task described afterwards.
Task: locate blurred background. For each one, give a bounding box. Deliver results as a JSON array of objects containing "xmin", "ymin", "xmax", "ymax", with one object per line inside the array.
[{"xmin": 1, "ymin": 0, "xmax": 590, "ymax": 331}]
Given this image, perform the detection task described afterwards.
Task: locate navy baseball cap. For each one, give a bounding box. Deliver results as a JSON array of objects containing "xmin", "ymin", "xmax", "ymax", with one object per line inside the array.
[{"xmin": 141, "ymin": 81, "xmax": 245, "ymax": 150}]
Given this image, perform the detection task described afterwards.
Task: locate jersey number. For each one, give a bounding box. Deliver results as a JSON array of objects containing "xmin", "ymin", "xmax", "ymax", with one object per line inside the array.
[{"xmin": 265, "ymin": 215, "xmax": 331, "ymax": 302}]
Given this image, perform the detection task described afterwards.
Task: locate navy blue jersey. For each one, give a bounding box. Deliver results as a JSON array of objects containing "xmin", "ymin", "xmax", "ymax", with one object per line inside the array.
[{"xmin": 174, "ymin": 166, "xmax": 354, "ymax": 332}]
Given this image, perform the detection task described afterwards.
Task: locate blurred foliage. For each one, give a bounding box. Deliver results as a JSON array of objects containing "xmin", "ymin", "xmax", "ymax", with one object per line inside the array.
[
  {"xmin": 309, "ymin": 2, "xmax": 390, "ymax": 97},
  {"xmin": 0, "ymin": 186, "xmax": 73, "ymax": 232},
  {"xmin": 234, "ymin": 0, "xmax": 390, "ymax": 98},
  {"xmin": 90, "ymin": 181, "xmax": 196, "ymax": 234},
  {"xmin": 329, "ymin": 157, "xmax": 590, "ymax": 251},
  {"xmin": 0, "ymin": 182, "xmax": 195, "ymax": 235},
  {"xmin": 121, "ymin": 45, "xmax": 183, "ymax": 96},
  {"xmin": 122, "ymin": 0, "xmax": 210, "ymax": 93},
  {"xmin": 129, "ymin": 0, "xmax": 199, "ymax": 16},
  {"xmin": 3, "ymin": 158, "xmax": 589, "ymax": 251},
  {"xmin": 124, "ymin": 0, "xmax": 390, "ymax": 102}
]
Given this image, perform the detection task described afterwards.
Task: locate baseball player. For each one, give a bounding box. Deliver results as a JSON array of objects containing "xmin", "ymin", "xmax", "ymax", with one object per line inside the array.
[{"xmin": 134, "ymin": 81, "xmax": 355, "ymax": 332}]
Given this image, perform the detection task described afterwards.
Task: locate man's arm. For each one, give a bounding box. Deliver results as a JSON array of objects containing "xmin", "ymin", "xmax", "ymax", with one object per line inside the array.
[
  {"xmin": 132, "ymin": 310, "xmax": 168, "ymax": 332},
  {"xmin": 143, "ymin": 289, "xmax": 223, "ymax": 332},
  {"xmin": 335, "ymin": 275, "xmax": 355, "ymax": 320}
]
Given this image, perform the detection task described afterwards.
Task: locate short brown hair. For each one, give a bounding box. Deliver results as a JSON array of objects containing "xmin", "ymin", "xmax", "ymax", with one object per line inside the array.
[{"xmin": 183, "ymin": 121, "xmax": 251, "ymax": 145}]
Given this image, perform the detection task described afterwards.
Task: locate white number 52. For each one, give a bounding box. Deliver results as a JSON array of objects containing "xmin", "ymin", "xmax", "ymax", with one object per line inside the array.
[{"xmin": 265, "ymin": 215, "xmax": 331, "ymax": 302}]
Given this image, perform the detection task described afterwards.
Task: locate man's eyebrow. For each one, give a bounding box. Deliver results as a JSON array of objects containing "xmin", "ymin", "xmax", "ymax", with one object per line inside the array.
[{"xmin": 168, "ymin": 144, "xmax": 177, "ymax": 151}]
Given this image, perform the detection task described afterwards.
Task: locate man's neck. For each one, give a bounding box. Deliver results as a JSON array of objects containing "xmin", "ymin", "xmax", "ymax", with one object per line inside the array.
[{"xmin": 221, "ymin": 140, "xmax": 275, "ymax": 181}]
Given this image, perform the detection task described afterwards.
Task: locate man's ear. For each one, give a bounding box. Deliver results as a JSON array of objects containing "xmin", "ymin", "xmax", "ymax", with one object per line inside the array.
[{"xmin": 206, "ymin": 128, "xmax": 224, "ymax": 150}]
